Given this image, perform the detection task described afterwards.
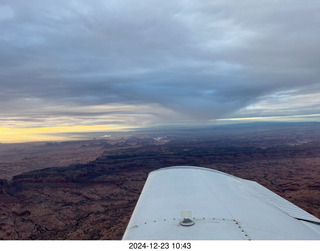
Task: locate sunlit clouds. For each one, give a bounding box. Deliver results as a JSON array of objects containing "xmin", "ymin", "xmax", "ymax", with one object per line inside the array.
[{"xmin": 1, "ymin": 0, "xmax": 320, "ymax": 142}]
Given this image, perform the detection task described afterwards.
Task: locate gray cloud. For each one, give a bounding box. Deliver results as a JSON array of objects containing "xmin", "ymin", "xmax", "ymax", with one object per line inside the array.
[{"xmin": 1, "ymin": 0, "xmax": 320, "ymax": 129}]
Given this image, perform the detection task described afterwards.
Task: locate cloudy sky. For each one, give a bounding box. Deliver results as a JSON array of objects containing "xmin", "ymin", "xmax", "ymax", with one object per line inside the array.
[{"xmin": 1, "ymin": 0, "xmax": 320, "ymax": 142}]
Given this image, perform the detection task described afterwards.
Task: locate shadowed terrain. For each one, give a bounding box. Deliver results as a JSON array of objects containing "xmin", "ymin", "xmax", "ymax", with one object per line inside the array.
[{"xmin": 1, "ymin": 123, "xmax": 320, "ymax": 239}]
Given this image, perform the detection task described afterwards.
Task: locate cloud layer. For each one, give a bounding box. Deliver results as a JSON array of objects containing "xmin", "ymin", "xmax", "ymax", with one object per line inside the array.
[{"xmin": 1, "ymin": 0, "xmax": 320, "ymax": 131}]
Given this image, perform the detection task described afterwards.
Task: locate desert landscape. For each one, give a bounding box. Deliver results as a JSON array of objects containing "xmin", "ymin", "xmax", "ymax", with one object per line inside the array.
[{"xmin": 1, "ymin": 122, "xmax": 320, "ymax": 239}]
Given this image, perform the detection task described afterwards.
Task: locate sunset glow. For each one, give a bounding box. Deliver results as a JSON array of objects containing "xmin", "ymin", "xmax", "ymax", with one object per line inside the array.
[
  {"xmin": 0, "ymin": 125, "xmax": 133, "ymax": 143},
  {"xmin": 1, "ymin": 0, "xmax": 320, "ymax": 143}
]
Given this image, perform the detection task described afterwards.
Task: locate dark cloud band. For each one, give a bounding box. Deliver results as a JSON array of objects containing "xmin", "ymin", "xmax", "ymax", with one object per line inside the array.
[{"xmin": 1, "ymin": 0, "xmax": 320, "ymax": 129}]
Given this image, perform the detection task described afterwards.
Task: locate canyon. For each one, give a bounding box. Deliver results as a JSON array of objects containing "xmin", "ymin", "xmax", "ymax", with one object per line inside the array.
[{"xmin": 1, "ymin": 123, "xmax": 320, "ymax": 239}]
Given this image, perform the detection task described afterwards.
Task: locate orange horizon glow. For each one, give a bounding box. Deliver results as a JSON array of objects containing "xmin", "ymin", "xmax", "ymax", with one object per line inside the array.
[
  {"xmin": 0, "ymin": 124, "xmax": 134, "ymax": 143},
  {"xmin": 2, "ymin": 114, "xmax": 320, "ymax": 143}
]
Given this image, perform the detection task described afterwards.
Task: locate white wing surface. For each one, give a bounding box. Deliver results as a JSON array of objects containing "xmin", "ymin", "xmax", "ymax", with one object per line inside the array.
[{"xmin": 122, "ymin": 166, "xmax": 320, "ymax": 240}]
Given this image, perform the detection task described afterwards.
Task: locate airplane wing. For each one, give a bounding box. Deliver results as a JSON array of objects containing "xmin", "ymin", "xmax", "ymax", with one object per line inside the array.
[{"xmin": 122, "ymin": 166, "xmax": 320, "ymax": 240}]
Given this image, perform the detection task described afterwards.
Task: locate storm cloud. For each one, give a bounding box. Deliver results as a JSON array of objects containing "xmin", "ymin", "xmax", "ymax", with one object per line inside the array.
[{"xmin": 1, "ymin": 0, "xmax": 320, "ymax": 129}]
